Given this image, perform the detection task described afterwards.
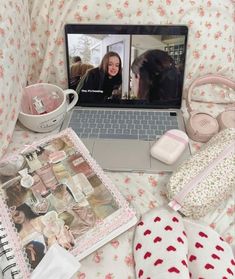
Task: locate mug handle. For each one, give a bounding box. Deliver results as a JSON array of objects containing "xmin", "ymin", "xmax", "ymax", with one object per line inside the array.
[{"xmin": 63, "ymin": 89, "xmax": 79, "ymax": 112}]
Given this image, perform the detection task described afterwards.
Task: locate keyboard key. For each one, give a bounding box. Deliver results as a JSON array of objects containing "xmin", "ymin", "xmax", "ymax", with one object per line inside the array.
[
  {"xmin": 123, "ymin": 129, "xmax": 131, "ymax": 134},
  {"xmin": 99, "ymin": 134, "xmax": 138, "ymax": 139},
  {"xmin": 130, "ymin": 130, "xmax": 138, "ymax": 135},
  {"xmin": 139, "ymin": 134, "xmax": 149, "ymax": 140}
]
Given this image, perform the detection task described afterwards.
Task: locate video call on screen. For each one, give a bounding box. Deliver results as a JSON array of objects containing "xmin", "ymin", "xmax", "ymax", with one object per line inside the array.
[{"xmin": 66, "ymin": 30, "xmax": 187, "ymax": 108}]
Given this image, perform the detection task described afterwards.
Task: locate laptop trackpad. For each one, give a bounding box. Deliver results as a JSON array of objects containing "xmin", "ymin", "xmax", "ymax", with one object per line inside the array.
[{"xmin": 92, "ymin": 139, "xmax": 151, "ymax": 172}]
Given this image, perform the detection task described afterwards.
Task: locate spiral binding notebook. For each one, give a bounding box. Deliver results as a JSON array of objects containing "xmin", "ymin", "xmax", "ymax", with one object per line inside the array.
[
  {"xmin": 0, "ymin": 128, "xmax": 137, "ymax": 278},
  {"xmin": 0, "ymin": 222, "xmax": 21, "ymax": 278}
]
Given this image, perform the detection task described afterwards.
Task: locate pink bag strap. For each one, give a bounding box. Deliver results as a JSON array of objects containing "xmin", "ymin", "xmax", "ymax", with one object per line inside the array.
[{"xmin": 169, "ymin": 140, "xmax": 235, "ymax": 211}]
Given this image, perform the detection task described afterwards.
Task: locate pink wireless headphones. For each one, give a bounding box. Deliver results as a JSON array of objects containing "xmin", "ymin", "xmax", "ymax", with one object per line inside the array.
[{"xmin": 185, "ymin": 74, "xmax": 235, "ymax": 143}]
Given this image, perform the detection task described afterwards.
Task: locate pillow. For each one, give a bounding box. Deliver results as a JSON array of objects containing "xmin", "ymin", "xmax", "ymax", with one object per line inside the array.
[{"xmin": 0, "ymin": 0, "xmax": 30, "ymax": 158}]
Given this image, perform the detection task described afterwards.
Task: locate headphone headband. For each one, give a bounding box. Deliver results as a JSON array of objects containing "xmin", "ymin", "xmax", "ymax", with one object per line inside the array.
[{"xmin": 186, "ymin": 74, "xmax": 235, "ymax": 113}]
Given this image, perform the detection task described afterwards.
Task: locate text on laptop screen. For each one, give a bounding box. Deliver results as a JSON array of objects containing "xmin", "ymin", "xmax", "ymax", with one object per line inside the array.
[{"xmin": 65, "ymin": 24, "xmax": 188, "ymax": 109}]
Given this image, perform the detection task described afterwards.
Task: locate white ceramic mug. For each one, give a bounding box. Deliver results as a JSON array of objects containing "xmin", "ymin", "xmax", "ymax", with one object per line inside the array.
[{"xmin": 19, "ymin": 83, "xmax": 78, "ymax": 133}]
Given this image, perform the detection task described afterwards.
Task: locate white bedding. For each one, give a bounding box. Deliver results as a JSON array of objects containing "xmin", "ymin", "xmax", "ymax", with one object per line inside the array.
[{"xmin": 0, "ymin": 0, "xmax": 234, "ymax": 278}]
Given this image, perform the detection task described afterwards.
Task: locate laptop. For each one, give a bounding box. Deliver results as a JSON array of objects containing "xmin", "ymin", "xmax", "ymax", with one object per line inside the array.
[{"xmin": 62, "ymin": 24, "xmax": 190, "ymax": 172}]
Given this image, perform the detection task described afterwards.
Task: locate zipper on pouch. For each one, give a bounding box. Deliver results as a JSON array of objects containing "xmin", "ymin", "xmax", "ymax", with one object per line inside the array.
[{"xmin": 169, "ymin": 141, "xmax": 235, "ymax": 211}]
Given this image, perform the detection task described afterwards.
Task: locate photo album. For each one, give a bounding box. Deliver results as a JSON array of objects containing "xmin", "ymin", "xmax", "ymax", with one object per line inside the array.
[{"xmin": 0, "ymin": 128, "xmax": 137, "ymax": 278}]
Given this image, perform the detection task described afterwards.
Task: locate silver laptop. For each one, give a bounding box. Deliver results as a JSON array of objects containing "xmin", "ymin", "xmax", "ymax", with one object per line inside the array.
[{"xmin": 62, "ymin": 24, "xmax": 190, "ymax": 172}]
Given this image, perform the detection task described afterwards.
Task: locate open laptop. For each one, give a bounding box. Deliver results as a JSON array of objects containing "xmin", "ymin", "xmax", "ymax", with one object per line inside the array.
[{"xmin": 62, "ymin": 24, "xmax": 190, "ymax": 172}]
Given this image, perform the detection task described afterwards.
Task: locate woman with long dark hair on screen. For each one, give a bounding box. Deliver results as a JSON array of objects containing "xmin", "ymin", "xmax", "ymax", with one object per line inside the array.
[
  {"xmin": 131, "ymin": 49, "xmax": 182, "ymax": 105},
  {"xmin": 76, "ymin": 51, "xmax": 122, "ymax": 103}
]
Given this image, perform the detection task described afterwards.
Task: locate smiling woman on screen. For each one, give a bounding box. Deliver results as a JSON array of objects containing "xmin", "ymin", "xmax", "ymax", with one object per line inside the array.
[{"xmin": 76, "ymin": 51, "xmax": 122, "ymax": 103}]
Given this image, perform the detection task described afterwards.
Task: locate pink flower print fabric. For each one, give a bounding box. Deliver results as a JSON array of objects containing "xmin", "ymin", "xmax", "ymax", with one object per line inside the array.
[
  {"xmin": 27, "ymin": 0, "xmax": 235, "ymax": 102},
  {"xmin": 0, "ymin": 0, "xmax": 29, "ymax": 158},
  {"xmin": 1, "ymin": 0, "xmax": 235, "ymax": 158},
  {"xmin": 134, "ymin": 206, "xmax": 235, "ymax": 279},
  {"xmin": 0, "ymin": 1, "xmax": 235, "ymax": 277}
]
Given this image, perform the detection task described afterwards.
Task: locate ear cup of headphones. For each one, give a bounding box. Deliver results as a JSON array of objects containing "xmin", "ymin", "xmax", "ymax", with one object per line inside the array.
[
  {"xmin": 217, "ymin": 109, "xmax": 235, "ymax": 130},
  {"xmin": 186, "ymin": 111, "xmax": 220, "ymax": 142}
]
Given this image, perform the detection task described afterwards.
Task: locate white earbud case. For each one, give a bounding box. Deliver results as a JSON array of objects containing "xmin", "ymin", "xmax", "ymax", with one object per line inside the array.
[{"xmin": 150, "ymin": 129, "xmax": 189, "ymax": 165}]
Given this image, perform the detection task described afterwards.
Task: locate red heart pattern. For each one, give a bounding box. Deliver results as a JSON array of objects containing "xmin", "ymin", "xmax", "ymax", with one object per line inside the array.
[
  {"xmin": 181, "ymin": 260, "xmax": 188, "ymax": 267},
  {"xmin": 153, "ymin": 236, "xmax": 162, "ymax": 243},
  {"xmin": 199, "ymin": 231, "xmax": 208, "ymax": 238},
  {"xmin": 135, "ymin": 243, "xmax": 142, "ymax": 250},
  {"xmin": 211, "ymin": 253, "xmax": 220, "ymax": 260},
  {"xmin": 134, "ymin": 208, "xmax": 234, "ymax": 279},
  {"xmin": 164, "ymin": 225, "xmax": 173, "ymax": 231},
  {"xmin": 227, "ymin": 268, "xmax": 234, "ymax": 275},
  {"xmin": 154, "ymin": 259, "xmax": 163, "ymax": 266},
  {"xmin": 144, "ymin": 229, "xmax": 151, "ymax": 236},
  {"xmin": 144, "ymin": 252, "xmax": 151, "ymax": 259},
  {"xmin": 205, "ymin": 263, "xmax": 214, "ymax": 270},
  {"xmin": 138, "ymin": 221, "xmax": 144, "ymax": 226},
  {"xmin": 189, "ymin": 255, "xmax": 197, "ymax": 262},
  {"xmin": 195, "ymin": 242, "xmax": 203, "ymax": 248},
  {"xmin": 138, "ymin": 269, "xmax": 143, "ymax": 278},
  {"xmin": 172, "ymin": 216, "xmax": 179, "ymax": 222},
  {"xmin": 154, "ymin": 216, "xmax": 161, "ymax": 222},
  {"xmin": 177, "ymin": 236, "xmax": 184, "ymax": 244},
  {"xmin": 216, "ymin": 245, "xmax": 224, "ymax": 251},
  {"xmin": 168, "ymin": 267, "xmax": 180, "ymax": 273},
  {"xmin": 166, "ymin": 245, "xmax": 176, "ymax": 252}
]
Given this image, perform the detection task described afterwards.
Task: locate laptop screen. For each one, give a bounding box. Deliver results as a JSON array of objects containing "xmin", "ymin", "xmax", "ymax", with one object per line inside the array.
[{"xmin": 64, "ymin": 24, "xmax": 188, "ymax": 109}]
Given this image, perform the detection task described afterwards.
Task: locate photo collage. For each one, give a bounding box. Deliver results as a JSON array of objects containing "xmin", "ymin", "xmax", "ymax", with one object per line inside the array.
[{"xmin": 0, "ymin": 135, "xmax": 119, "ymax": 270}]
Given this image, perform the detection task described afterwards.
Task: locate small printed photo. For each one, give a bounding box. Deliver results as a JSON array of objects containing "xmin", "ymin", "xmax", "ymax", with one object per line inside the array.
[
  {"xmin": 88, "ymin": 183, "xmax": 119, "ymax": 219},
  {"xmin": 3, "ymin": 177, "xmax": 35, "ymax": 208},
  {"xmin": 0, "ymin": 154, "xmax": 26, "ymax": 184},
  {"xmin": 25, "ymin": 240, "xmax": 46, "ymax": 269}
]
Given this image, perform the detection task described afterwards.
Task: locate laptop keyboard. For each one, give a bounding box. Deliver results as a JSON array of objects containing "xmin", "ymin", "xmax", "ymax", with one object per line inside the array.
[{"xmin": 69, "ymin": 109, "xmax": 179, "ymax": 141}]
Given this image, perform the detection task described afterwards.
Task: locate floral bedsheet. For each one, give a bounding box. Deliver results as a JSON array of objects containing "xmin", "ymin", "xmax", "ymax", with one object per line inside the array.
[
  {"xmin": 0, "ymin": 0, "xmax": 234, "ymax": 277},
  {"xmin": 4, "ymin": 113, "xmax": 234, "ymax": 279}
]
